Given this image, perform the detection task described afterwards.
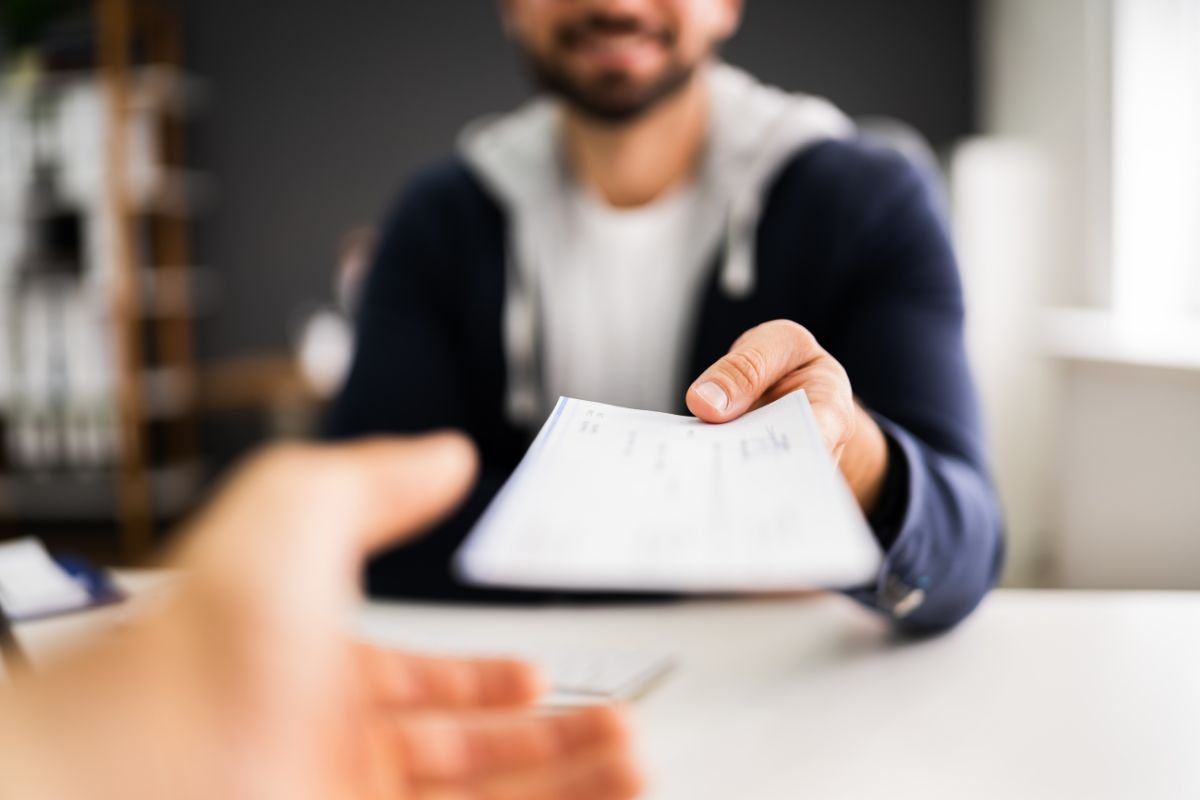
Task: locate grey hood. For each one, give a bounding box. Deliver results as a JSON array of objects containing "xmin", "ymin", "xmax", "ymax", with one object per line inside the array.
[{"xmin": 459, "ymin": 62, "xmax": 854, "ymax": 427}]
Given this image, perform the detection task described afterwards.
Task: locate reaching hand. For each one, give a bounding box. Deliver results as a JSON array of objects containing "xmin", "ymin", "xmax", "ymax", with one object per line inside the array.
[
  {"xmin": 686, "ymin": 320, "xmax": 889, "ymax": 512},
  {"xmin": 0, "ymin": 434, "xmax": 642, "ymax": 800}
]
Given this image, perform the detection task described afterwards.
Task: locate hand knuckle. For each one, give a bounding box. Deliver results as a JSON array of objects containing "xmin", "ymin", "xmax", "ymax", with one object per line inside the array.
[
  {"xmin": 769, "ymin": 318, "xmax": 813, "ymax": 343},
  {"xmin": 721, "ymin": 347, "xmax": 769, "ymax": 391}
]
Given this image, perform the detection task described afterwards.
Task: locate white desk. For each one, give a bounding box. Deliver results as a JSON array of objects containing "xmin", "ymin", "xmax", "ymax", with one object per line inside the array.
[
  {"xmin": 18, "ymin": 586, "xmax": 1200, "ymax": 799},
  {"xmin": 359, "ymin": 591, "xmax": 1200, "ymax": 800}
]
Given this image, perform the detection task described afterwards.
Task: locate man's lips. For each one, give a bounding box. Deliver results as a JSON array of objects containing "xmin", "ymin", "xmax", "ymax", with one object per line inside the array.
[{"xmin": 562, "ymin": 29, "xmax": 669, "ymax": 70}]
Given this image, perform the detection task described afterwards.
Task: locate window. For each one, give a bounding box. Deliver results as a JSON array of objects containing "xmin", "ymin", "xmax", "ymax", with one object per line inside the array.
[{"xmin": 1110, "ymin": 0, "xmax": 1200, "ymax": 321}]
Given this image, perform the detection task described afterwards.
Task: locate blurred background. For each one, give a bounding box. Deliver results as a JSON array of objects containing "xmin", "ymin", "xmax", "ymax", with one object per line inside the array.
[{"xmin": 1, "ymin": 0, "xmax": 1197, "ymax": 589}]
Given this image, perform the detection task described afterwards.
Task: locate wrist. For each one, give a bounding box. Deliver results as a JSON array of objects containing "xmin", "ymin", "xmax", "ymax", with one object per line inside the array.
[{"xmin": 841, "ymin": 404, "xmax": 889, "ymax": 515}]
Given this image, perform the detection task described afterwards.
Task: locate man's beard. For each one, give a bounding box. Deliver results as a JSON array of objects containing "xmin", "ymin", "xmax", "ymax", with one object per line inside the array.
[{"xmin": 524, "ymin": 53, "xmax": 698, "ymax": 125}]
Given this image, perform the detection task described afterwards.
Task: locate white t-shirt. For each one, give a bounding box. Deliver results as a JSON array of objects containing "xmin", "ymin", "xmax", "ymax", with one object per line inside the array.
[{"xmin": 539, "ymin": 182, "xmax": 713, "ymax": 413}]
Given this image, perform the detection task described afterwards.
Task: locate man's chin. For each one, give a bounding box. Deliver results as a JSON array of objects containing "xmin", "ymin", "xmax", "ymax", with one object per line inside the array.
[
  {"xmin": 566, "ymin": 90, "xmax": 674, "ymax": 125},
  {"xmin": 529, "ymin": 60, "xmax": 698, "ymax": 125}
]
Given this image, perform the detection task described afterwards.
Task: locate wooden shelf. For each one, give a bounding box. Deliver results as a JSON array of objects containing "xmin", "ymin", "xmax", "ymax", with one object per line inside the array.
[
  {"xmin": 1, "ymin": 0, "xmax": 205, "ymax": 560},
  {"xmin": 0, "ymin": 461, "xmax": 202, "ymax": 522},
  {"xmin": 196, "ymin": 354, "xmax": 318, "ymax": 413},
  {"xmin": 4, "ymin": 65, "xmax": 207, "ymax": 111}
]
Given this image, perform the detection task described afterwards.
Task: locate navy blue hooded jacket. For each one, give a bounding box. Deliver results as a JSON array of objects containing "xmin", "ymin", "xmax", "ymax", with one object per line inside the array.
[{"xmin": 326, "ymin": 138, "xmax": 1005, "ymax": 634}]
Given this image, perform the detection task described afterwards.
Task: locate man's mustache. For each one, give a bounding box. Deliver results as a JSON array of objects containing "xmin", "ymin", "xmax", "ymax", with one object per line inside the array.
[{"xmin": 557, "ymin": 13, "xmax": 676, "ymax": 48}]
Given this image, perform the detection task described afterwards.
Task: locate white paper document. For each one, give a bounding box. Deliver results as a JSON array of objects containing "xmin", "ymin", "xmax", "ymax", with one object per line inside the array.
[
  {"xmin": 456, "ymin": 391, "xmax": 883, "ymax": 592},
  {"xmin": 0, "ymin": 538, "xmax": 90, "ymax": 620}
]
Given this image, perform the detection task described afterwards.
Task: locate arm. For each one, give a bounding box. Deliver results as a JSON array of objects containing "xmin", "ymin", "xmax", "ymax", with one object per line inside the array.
[
  {"xmin": 323, "ymin": 168, "xmax": 516, "ymax": 597},
  {"xmin": 830, "ymin": 153, "xmax": 1004, "ymax": 633},
  {"xmin": 324, "ymin": 174, "xmax": 471, "ymax": 438},
  {"xmin": 687, "ymin": 151, "xmax": 1003, "ymax": 634}
]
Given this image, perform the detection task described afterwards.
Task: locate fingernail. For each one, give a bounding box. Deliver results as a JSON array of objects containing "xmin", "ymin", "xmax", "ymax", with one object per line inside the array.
[{"xmin": 695, "ymin": 381, "xmax": 729, "ymax": 412}]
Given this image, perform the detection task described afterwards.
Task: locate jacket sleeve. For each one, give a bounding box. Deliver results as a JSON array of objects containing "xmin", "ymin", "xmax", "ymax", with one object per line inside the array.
[
  {"xmin": 827, "ymin": 148, "xmax": 1005, "ymax": 634},
  {"xmin": 325, "ymin": 176, "xmax": 469, "ymax": 438},
  {"xmin": 322, "ymin": 170, "xmax": 516, "ymax": 598}
]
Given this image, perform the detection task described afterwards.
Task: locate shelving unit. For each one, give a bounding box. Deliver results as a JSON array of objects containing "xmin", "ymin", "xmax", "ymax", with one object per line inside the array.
[{"xmin": 0, "ymin": 0, "xmax": 203, "ymax": 561}]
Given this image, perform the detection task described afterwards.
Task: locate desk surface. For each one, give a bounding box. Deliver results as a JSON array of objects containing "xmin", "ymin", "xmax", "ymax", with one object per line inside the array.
[{"xmin": 18, "ymin": 585, "xmax": 1200, "ymax": 800}]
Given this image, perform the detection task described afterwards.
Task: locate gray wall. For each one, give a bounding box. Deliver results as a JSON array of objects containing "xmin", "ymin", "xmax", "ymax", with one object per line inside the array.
[{"xmin": 183, "ymin": 0, "xmax": 978, "ymax": 360}]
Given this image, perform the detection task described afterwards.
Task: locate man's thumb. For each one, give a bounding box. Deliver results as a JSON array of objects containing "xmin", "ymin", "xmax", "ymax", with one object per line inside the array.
[{"xmin": 339, "ymin": 432, "xmax": 479, "ymax": 554}]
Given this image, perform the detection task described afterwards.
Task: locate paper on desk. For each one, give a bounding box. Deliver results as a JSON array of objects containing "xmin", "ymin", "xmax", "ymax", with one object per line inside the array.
[
  {"xmin": 0, "ymin": 538, "xmax": 90, "ymax": 620},
  {"xmin": 455, "ymin": 391, "xmax": 882, "ymax": 592},
  {"xmin": 363, "ymin": 627, "xmax": 675, "ymax": 706}
]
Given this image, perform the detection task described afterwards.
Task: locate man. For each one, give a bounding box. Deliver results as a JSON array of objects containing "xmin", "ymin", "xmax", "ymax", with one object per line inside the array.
[
  {"xmin": 328, "ymin": 0, "xmax": 1004, "ymax": 632},
  {"xmin": 0, "ymin": 434, "xmax": 641, "ymax": 800}
]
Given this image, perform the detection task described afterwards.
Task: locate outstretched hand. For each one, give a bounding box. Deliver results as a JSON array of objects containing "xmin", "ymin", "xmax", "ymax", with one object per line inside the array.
[
  {"xmin": 0, "ymin": 434, "xmax": 641, "ymax": 800},
  {"xmin": 686, "ymin": 320, "xmax": 890, "ymax": 512}
]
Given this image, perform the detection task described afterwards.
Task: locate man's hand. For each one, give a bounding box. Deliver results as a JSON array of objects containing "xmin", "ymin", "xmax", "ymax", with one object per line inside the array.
[
  {"xmin": 686, "ymin": 320, "xmax": 890, "ymax": 514},
  {"xmin": 0, "ymin": 434, "xmax": 641, "ymax": 800}
]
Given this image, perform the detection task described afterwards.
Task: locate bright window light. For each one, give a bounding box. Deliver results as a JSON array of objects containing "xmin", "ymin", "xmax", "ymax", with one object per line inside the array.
[{"xmin": 1111, "ymin": 0, "xmax": 1200, "ymax": 322}]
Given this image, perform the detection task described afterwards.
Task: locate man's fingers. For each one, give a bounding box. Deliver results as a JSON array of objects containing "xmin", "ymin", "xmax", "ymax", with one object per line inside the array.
[
  {"xmin": 417, "ymin": 743, "xmax": 642, "ymax": 800},
  {"xmin": 394, "ymin": 705, "xmax": 639, "ymax": 799},
  {"xmin": 398, "ymin": 706, "xmax": 629, "ymax": 780},
  {"xmin": 355, "ymin": 643, "xmax": 544, "ymax": 710},
  {"xmin": 686, "ymin": 319, "xmax": 823, "ymax": 423}
]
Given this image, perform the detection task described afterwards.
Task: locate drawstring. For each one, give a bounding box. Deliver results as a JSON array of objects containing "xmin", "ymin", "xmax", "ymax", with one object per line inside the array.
[
  {"xmin": 720, "ymin": 198, "xmax": 758, "ymax": 299},
  {"xmin": 503, "ymin": 220, "xmax": 547, "ymax": 429},
  {"xmin": 502, "ymin": 249, "xmax": 541, "ymax": 426}
]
